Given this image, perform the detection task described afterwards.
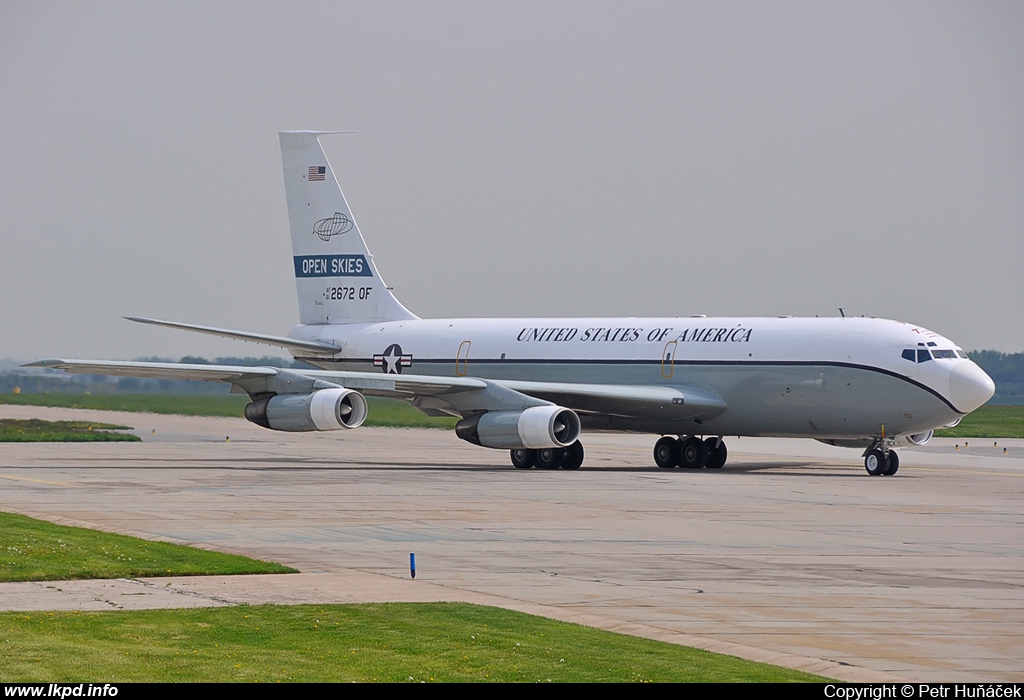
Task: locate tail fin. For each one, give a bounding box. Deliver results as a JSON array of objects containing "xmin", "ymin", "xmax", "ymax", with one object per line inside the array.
[{"xmin": 280, "ymin": 131, "xmax": 418, "ymax": 325}]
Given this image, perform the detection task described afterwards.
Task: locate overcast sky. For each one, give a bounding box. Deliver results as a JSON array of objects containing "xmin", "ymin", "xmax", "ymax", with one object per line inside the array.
[{"xmin": 1, "ymin": 1, "xmax": 1021, "ymax": 361}]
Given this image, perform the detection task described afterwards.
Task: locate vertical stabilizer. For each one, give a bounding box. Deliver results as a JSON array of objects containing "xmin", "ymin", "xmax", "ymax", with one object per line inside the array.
[{"xmin": 280, "ymin": 131, "xmax": 418, "ymax": 325}]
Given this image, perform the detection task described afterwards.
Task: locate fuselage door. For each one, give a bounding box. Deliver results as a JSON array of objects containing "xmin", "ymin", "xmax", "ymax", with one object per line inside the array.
[
  {"xmin": 661, "ymin": 340, "xmax": 677, "ymax": 379},
  {"xmin": 456, "ymin": 340, "xmax": 472, "ymax": 376}
]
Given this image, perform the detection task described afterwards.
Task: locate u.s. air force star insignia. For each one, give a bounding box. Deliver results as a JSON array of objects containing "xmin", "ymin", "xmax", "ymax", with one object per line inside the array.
[{"xmin": 372, "ymin": 344, "xmax": 413, "ymax": 374}]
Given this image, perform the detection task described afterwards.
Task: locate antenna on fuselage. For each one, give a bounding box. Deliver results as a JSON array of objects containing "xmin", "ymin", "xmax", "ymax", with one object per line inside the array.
[{"xmin": 838, "ymin": 308, "xmax": 846, "ymax": 317}]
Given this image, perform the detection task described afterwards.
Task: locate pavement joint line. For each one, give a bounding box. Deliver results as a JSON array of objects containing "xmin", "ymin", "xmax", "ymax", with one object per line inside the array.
[{"xmin": 0, "ymin": 473, "xmax": 79, "ymax": 487}]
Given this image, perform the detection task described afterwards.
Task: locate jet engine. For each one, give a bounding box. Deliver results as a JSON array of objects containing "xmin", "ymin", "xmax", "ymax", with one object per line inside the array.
[
  {"xmin": 455, "ymin": 405, "xmax": 581, "ymax": 449},
  {"xmin": 244, "ymin": 388, "xmax": 368, "ymax": 432}
]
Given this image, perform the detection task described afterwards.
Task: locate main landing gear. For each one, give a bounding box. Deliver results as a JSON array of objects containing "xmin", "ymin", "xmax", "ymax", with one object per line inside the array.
[
  {"xmin": 863, "ymin": 442, "xmax": 899, "ymax": 476},
  {"xmin": 653, "ymin": 436, "xmax": 728, "ymax": 469},
  {"xmin": 510, "ymin": 441, "xmax": 585, "ymax": 470}
]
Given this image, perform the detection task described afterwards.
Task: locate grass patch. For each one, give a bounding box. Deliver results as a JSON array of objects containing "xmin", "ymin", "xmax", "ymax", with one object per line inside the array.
[
  {"xmin": 363, "ymin": 398, "xmax": 457, "ymax": 429},
  {"xmin": 0, "ymin": 512, "xmax": 295, "ymax": 582},
  {"xmin": 935, "ymin": 405, "xmax": 1024, "ymax": 439},
  {"xmin": 0, "ymin": 393, "xmax": 457, "ymax": 428},
  {"xmin": 0, "ymin": 418, "xmax": 140, "ymax": 443},
  {"xmin": 0, "ymin": 603, "xmax": 828, "ymax": 682},
  {"xmin": 0, "ymin": 393, "xmax": 249, "ymax": 417}
]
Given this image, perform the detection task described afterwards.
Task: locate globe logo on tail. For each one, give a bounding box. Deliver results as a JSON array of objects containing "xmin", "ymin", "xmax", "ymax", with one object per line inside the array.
[{"xmin": 313, "ymin": 212, "xmax": 354, "ymax": 241}]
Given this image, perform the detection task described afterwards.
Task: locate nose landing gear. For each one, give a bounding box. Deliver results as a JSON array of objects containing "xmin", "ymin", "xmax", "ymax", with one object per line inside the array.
[{"xmin": 864, "ymin": 442, "xmax": 900, "ymax": 476}]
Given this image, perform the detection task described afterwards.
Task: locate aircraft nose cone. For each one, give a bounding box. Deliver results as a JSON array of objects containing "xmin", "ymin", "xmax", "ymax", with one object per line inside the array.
[{"xmin": 949, "ymin": 362, "xmax": 995, "ymax": 413}]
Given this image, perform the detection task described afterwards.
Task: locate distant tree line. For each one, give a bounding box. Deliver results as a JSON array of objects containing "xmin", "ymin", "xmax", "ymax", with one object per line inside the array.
[{"xmin": 969, "ymin": 350, "xmax": 1023, "ymax": 398}]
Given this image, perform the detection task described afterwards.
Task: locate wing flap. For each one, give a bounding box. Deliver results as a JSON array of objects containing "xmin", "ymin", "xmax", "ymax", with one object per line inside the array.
[{"xmin": 499, "ymin": 380, "xmax": 727, "ymax": 421}]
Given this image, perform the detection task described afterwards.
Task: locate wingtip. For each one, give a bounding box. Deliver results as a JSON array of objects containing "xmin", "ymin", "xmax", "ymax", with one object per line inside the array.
[{"xmin": 22, "ymin": 358, "xmax": 65, "ymax": 368}]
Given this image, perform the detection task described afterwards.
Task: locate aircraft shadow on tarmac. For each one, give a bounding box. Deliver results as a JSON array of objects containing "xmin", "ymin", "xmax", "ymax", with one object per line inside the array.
[{"xmin": 27, "ymin": 455, "xmax": 873, "ymax": 476}]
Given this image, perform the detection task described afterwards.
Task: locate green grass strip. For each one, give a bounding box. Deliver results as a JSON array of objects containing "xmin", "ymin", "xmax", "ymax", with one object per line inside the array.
[
  {"xmin": 0, "ymin": 512, "xmax": 295, "ymax": 582},
  {"xmin": 0, "ymin": 603, "xmax": 829, "ymax": 682},
  {"xmin": 0, "ymin": 419, "xmax": 140, "ymax": 443},
  {"xmin": 935, "ymin": 405, "xmax": 1024, "ymax": 439},
  {"xmin": 0, "ymin": 393, "xmax": 457, "ymax": 428},
  {"xmin": 0, "ymin": 393, "xmax": 250, "ymax": 417}
]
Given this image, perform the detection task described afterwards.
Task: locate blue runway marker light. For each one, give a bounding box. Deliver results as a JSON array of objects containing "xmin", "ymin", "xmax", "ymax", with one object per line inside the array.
[{"xmin": 410, "ymin": 552, "xmax": 416, "ymax": 579}]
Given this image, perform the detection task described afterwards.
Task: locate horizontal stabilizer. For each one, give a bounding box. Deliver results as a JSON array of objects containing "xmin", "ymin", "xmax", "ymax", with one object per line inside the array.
[{"xmin": 124, "ymin": 316, "xmax": 340, "ymax": 355}]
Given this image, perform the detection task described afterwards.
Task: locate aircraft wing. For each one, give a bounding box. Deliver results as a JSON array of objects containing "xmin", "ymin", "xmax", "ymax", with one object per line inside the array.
[
  {"xmin": 24, "ymin": 359, "xmax": 536, "ymax": 417},
  {"xmin": 25, "ymin": 360, "xmax": 726, "ymax": 422},
  {"xmin": 497, "ymin": 379, "xmax": 727, "ymax": 421},
  {"xmin": 25, "ymin": 359, "xmax": 280, "ymax": 382}
]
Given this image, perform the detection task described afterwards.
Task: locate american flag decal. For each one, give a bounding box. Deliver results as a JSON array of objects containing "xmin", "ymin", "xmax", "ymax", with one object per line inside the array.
[{"xmin": 308, "ymin": 166, "xmax": 326, "ymax": 182}]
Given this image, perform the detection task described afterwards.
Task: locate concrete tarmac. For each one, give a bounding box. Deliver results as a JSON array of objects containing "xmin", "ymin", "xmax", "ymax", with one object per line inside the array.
[{"xmin": 1, "ymin": 405, "xmax": 1022, "ymax": 682}]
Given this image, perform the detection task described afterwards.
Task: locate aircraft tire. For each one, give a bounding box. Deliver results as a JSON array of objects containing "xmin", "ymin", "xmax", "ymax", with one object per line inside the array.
[
  {"xmin": 882, "ymin": 450, "xmax": 899, "ymax": 476},
  {"xmin": 511, "ymin": 448, "xmax": 535, "ymax": 469},
  {"xmin": 705, "ymin": 438, "xmax": 727, "ymax": 469},
  {"xmin": 561, "ymin": 441, "xmax": 585, "ymax": 470},
  {"xmin": 535, "ymin": 448, "xmax": 564, "ymax": 469},
  {"xmin": 678, "ymin": 437, "xmax": 709, "ymax": 469},
  {"xmin": 654, "ymin": 437, "xmax": 680, "ymax": 468},
  {"xmin": 864, "ymin": 449, "xmax": 887, "ymax": 476}
]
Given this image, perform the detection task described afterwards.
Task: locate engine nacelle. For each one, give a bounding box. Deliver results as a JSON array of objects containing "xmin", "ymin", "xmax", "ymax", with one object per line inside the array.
[
  {"xmin": 894, "ymin": 430, "xmax": 933, "ymax": 447},
  {"xmin": 244, "ymin": 388, "xmax": 368, "ymax": 432},
  {"xmin": 455, "ymin": 405, "xmax": 581, "ymax": 449},
  {"xmin": 817, "ymin": 429, "xmax": 933, "ymax": 449}
]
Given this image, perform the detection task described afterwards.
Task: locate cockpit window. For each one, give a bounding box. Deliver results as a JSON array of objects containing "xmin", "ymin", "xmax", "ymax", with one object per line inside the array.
[
  {"xmin": 903, "ymin": 348, "xmax": 936, "ymax": 363},
  {"xmin": 903, "ymin": 347, "xmax": 962, "ymax": 362}
]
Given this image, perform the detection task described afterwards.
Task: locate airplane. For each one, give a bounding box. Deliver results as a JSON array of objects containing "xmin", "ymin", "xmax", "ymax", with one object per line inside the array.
[{"xmin": 27, "ymin": 131, "xmax": 996, "ymax": 476}]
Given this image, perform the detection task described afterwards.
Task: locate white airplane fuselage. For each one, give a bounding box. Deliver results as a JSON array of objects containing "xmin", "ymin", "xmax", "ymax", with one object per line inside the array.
[{"xmin": 291, "ymin": 315, "xmax": 992, "ymax": 440}]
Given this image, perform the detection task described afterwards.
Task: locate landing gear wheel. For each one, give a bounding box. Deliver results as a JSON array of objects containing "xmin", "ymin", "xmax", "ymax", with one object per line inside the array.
[
  {"xmin": 511, "ymin": 448, "xmax": 535, "ymax": 469},
  {"xmin": 679, "ymin": 437, "xmax": 709, "ymax": 469},
  {"xmin": 705, "ymin": 438, "xmax": 727, "ymax": 469},
  {"xmin": 654, "ymin": 437, "xmax": 680, "ymax": 468},
  {"xmin": 561, "ymin": 441, "xmax": 584, "ymax": 470},
  {"xmin": 864, "ymin": 449, "xmax": 887, "ymax": 476},
  {"xmin": 881, "ymin": 450, "xmax": 899, "ymax": 476},
  {"xmin": 535, "ymin": 448, "xmax": 564, "ymax": 469}
]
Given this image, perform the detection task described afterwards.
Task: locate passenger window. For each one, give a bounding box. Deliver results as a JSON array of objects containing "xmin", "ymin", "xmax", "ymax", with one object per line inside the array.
[
  {"xmin": 902, "ymin": 349, "xmax": 916, "ymax": 362},
  {"xmin": 917, "ymin": 349, "xmax": 932, "ymax": 363}
]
